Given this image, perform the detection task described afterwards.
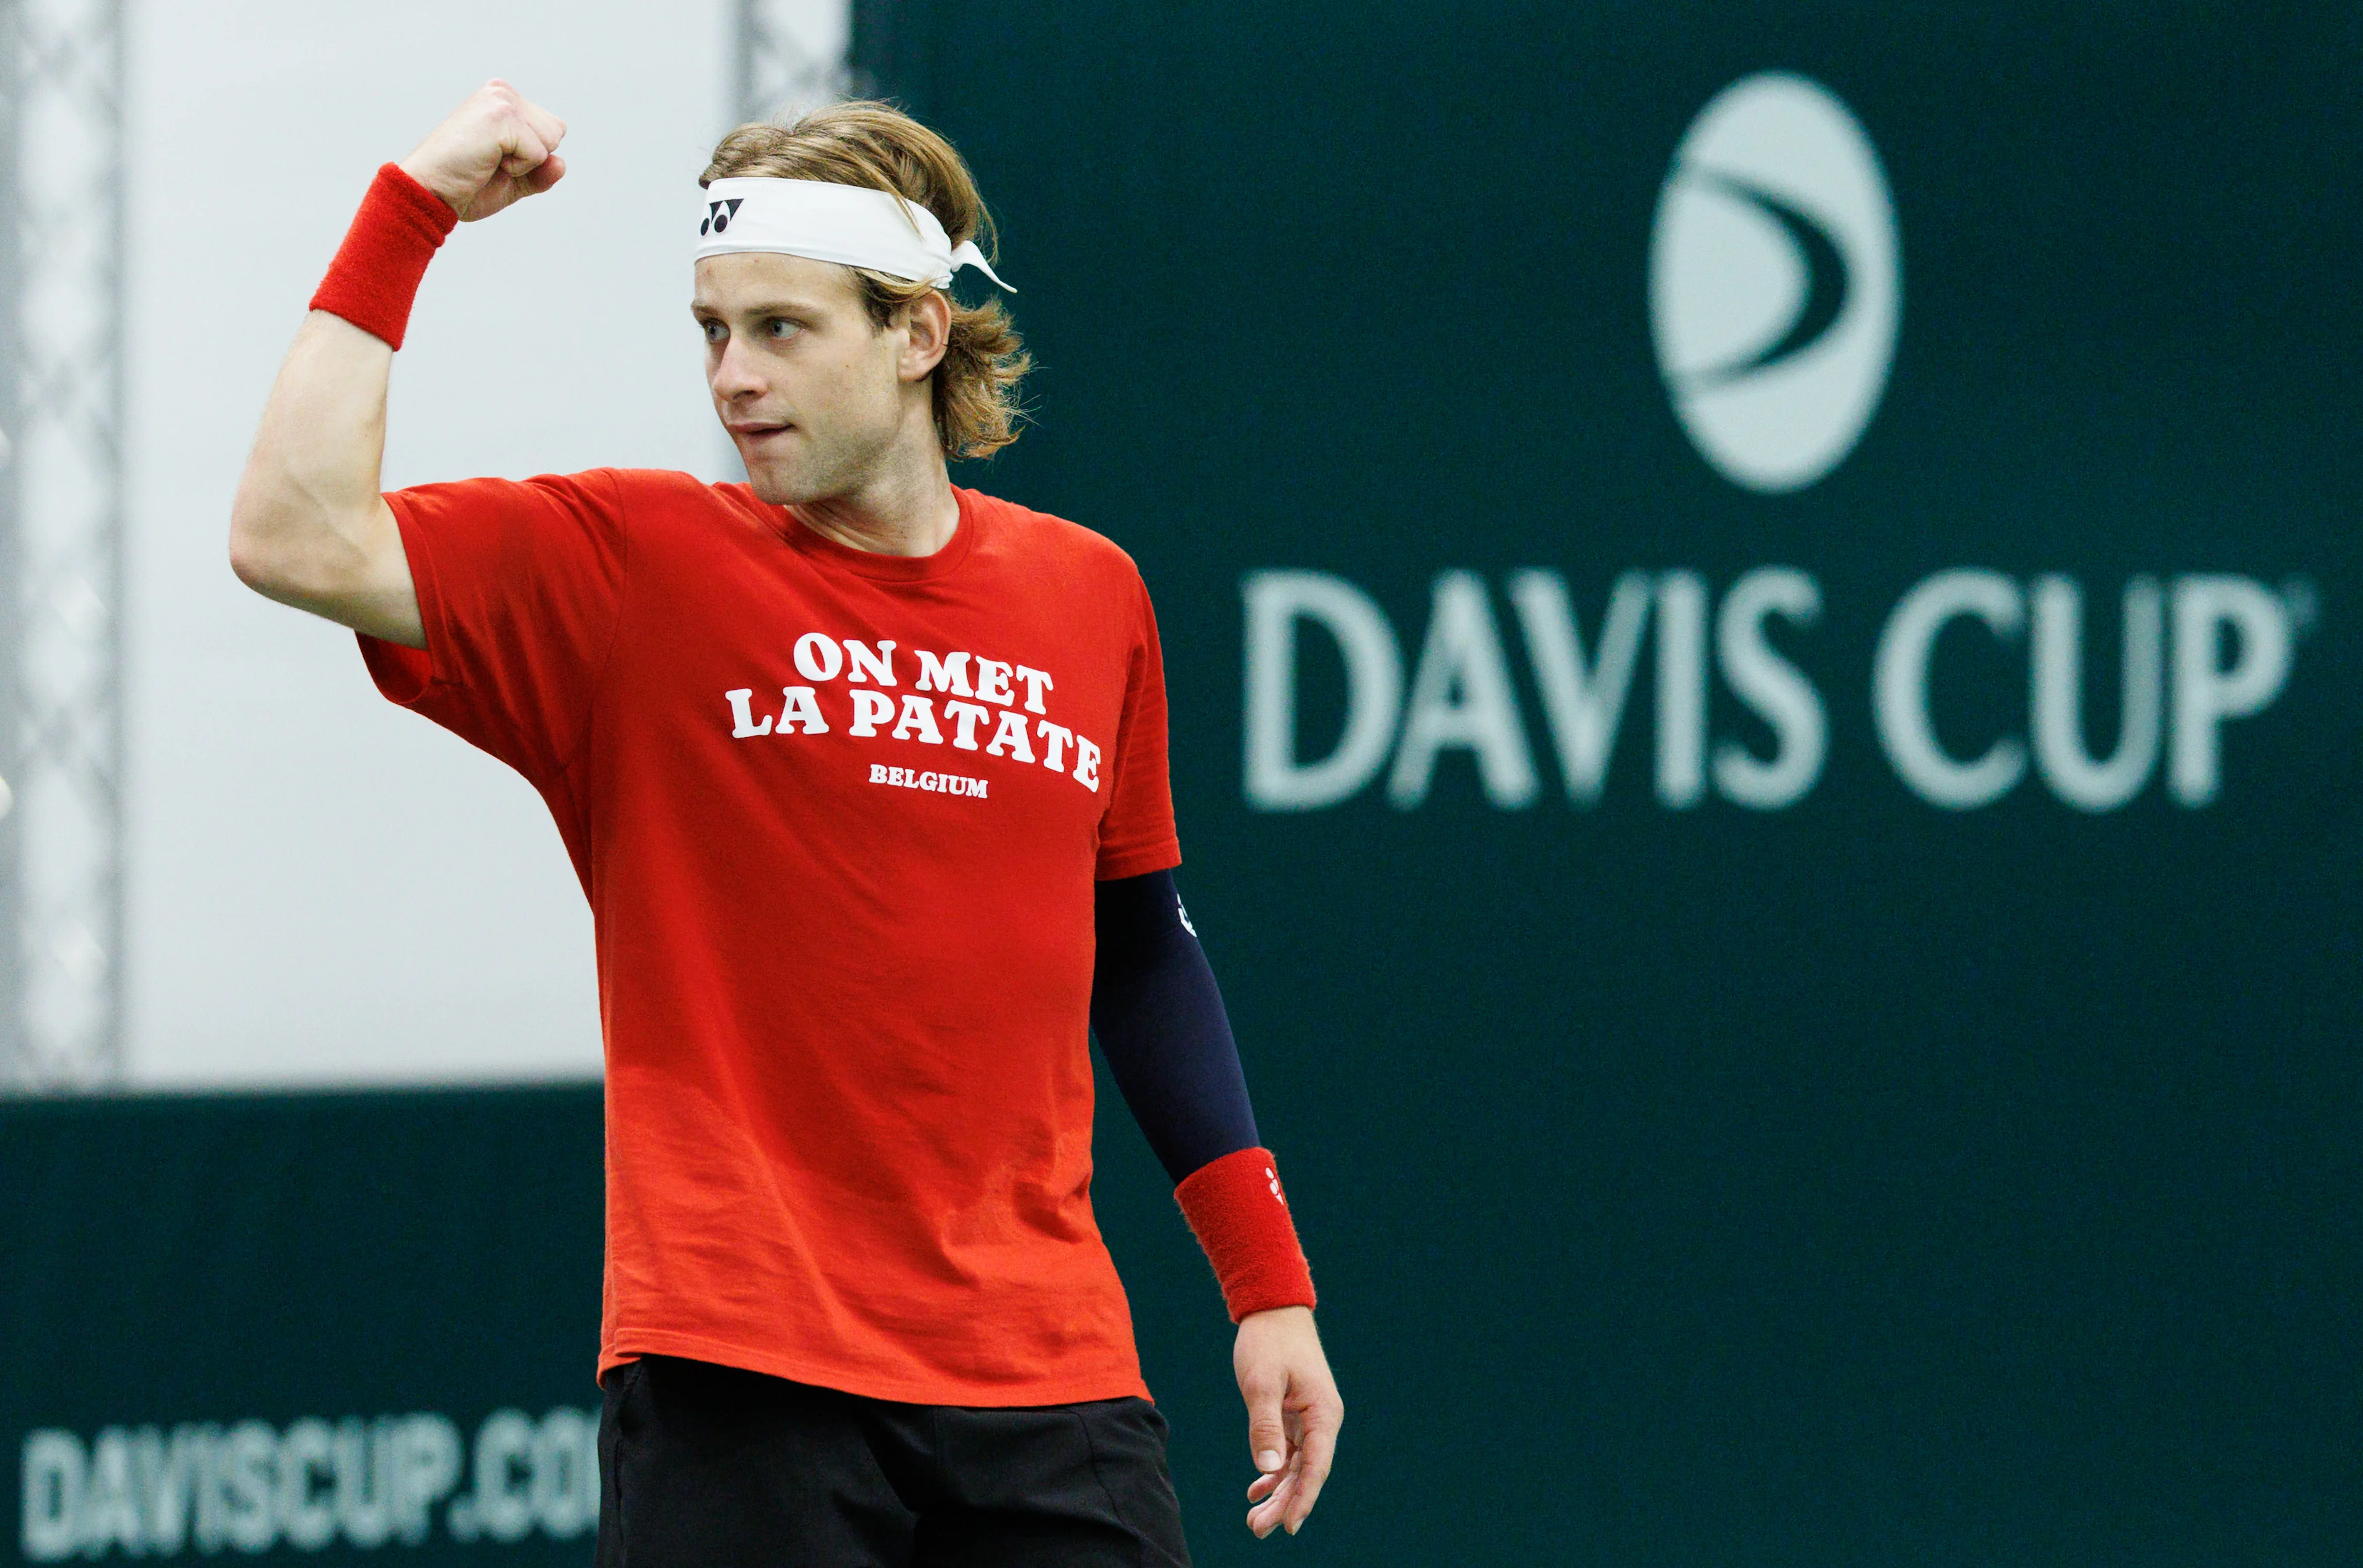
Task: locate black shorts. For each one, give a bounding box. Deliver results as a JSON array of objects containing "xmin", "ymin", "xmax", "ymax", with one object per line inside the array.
[{"xmin": 596, "ymin": 1354, "xmax": 1193, "ymax": 1567}]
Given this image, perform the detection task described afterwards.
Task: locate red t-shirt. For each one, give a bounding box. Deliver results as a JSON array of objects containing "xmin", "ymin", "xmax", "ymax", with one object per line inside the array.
[{"xmin": 359, "ymin": 470, "xmax": 1182, "ymax": 1406}]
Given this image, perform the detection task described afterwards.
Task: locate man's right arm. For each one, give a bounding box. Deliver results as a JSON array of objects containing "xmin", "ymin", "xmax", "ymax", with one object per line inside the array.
[
  {"xmin": 227, "ymin": 81, "xmax": 568, "ymax": 649},
  {"xmin": 230, "ymin": 313, "xmax": 419, "ymax": 644}
]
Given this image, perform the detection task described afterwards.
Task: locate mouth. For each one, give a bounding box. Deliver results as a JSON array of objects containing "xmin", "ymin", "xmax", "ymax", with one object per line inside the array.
[{"xmin": 727, "ymin": 420, "xmax": 795, "ymax": 441}]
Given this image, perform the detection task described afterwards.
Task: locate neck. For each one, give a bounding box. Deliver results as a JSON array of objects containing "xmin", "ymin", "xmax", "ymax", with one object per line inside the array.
[{"xmin": 790, "ymin": 433, "xmax": 961, "ymax": 559}]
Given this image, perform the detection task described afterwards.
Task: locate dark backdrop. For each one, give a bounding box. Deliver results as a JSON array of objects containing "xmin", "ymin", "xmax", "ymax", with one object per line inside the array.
[
  {"xmin": 870, "ymin": 3, "xmax": 2362, "ymax": 1565},
  {"xmin": 9, "ymin": 6, "xmax": 2361, "ymax": 1566}
]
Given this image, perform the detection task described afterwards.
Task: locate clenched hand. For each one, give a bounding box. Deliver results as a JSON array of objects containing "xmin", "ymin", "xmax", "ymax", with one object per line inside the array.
[{"xmin": 398, "ymin": 79, "xmax": 567, "ymax": 222}]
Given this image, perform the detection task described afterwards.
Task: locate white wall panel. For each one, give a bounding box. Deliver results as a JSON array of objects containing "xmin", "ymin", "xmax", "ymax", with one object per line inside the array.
[{"xmin": 124, "ymin": 0, "xmax": 749, "ymax": 1086}]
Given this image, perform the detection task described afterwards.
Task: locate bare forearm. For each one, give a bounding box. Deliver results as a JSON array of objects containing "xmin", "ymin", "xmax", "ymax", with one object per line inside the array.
[{"xmin": 228, "ymin": 311, "xmax": 418, "ymax": 644}]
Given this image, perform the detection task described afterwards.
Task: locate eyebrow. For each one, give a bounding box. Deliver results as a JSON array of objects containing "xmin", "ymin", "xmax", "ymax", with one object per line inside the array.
[{"xmin": 689, "ymin": 296, "xmax": 823, "ymax": 318}]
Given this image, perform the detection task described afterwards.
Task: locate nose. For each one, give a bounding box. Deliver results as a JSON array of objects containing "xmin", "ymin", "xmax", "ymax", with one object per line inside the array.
[{"xmin": 710, "ymin": 330, "xmax": 767, "ymax": 402}]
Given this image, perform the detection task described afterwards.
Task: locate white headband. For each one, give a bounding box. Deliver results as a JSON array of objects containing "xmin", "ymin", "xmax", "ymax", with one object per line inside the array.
[{"xmin": 694, "ymin": 177, "xmax": 1015, "ymax": 292}]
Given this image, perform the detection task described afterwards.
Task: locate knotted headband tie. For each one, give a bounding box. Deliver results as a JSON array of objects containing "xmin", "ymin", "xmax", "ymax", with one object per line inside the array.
[{"xmin": 694, "ymin": 177, "xmax": 1015, "ymax": 292}]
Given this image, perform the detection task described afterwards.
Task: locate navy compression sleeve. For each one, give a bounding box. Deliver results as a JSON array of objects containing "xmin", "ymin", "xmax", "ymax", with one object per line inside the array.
[{"xmin": 1090, "ymin": 870, "xmax": 1261, "ymax": 1185}]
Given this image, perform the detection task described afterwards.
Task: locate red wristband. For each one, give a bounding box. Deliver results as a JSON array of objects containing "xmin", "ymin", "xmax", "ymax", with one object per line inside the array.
[
  {"xmin": 1174, "ymin": 1146, "xmax": 1317, "ymax": 1323},
  {"xmin": 308, "ymin": 163, "xmax": 458, "ymax": 350}
]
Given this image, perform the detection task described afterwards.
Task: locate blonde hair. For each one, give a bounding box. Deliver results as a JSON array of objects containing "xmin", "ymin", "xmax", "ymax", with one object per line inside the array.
[{"xmin": 702, "ymin": 102, "xmax": 1030, "ymax": 461}]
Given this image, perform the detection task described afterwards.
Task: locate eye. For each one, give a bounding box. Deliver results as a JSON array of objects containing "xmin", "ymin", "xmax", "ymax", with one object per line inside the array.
[
  {"xmin": 767, "ymin": 317, "xmax": 801, "ymax": 340},
  {"xmin": 700, "ymin": 318, "xmax": 726, "ymax": 345}
]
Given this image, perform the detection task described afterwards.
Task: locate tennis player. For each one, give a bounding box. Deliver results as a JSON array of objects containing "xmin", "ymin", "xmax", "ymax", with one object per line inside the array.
[{"xmin": 229, "ymin": 80, "xmax": 1340, "ymax": 1564}]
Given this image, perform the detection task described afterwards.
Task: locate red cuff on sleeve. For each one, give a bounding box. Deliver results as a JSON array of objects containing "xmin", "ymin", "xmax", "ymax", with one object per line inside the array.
[
  {"xmin": 1174, "ymin": 1146, "xmax": 1317, "ymax": 1323},
  {"xmin": 308, "ymin": 163, "xmax": 458, "ymax": 350}
]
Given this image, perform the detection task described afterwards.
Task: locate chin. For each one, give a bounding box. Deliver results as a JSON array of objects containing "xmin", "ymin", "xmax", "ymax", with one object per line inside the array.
[
  {"xmin": 737, "ymin": 423, "xmax": 897, "ymax": 508},
  {"xmin": 741, "ymin": 455, "xmax": 822, "ymax": 508},
  {"xmin": 742, "ymin": 468, "xmax": 799, "ymax": 506}
]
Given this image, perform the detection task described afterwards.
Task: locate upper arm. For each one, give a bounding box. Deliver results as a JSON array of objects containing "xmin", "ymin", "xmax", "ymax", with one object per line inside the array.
[
  {"xmin": 1094, "ymin": 568, "xmax": 1182, "ymax": 880},
  {"xmin": 228, "ymin": 310, "xmax": 422, "ymax": 641},
  {"xmin": 233, "ymin": 495, "xmax": 425, "ymax": 649}
]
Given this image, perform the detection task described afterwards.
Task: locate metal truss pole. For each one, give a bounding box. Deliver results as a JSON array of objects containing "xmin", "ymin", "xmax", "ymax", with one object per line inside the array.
[
  {"xmin": 734, "ymin": 0, "xmax": 854, "ymax": 128},
  {"xmin": 0, "ymin": 0, "xmax": 125, "ymax": 1091},
  {"xmin": 0, "ymin": 0, "xmax": 20, "ymax": 1082}
]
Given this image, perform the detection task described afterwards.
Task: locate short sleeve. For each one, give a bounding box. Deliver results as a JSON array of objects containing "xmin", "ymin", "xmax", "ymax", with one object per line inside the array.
[
  {"xmin": 358, "ymin": 469, "xmax": 631, "ymax": 787},
  {"xmin": 1094, "ymin": 572, "xmax": 1183, "ymax": 880}
]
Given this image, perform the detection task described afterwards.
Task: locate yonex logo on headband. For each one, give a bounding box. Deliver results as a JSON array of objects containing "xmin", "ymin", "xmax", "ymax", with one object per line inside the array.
[{"xmin": 694, "ymin": 177, "xmax": 1015, "ymax": 293}]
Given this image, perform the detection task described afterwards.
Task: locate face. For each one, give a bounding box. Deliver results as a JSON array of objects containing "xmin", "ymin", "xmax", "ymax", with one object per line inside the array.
[{"xmin": 692, "ymin": 252, "xmax": 939, "ymax": 505}]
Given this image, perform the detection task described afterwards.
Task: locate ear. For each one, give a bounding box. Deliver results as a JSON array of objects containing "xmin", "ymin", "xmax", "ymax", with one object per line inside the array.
[{"xmin": 898, "ymin": 290, "xmax": 953, "ymax": 383}]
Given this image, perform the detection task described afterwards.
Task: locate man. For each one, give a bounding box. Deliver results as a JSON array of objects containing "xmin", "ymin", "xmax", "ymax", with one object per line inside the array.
[{"xmin": 229, "ymin": 80, "xmax": 1341, "ymax": 1565}]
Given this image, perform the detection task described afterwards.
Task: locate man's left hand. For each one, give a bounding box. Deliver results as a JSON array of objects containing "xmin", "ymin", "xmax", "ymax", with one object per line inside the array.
[{"xmin": 1234, "ymin": 1305, "xmax": 1342, "ymax": 1538}]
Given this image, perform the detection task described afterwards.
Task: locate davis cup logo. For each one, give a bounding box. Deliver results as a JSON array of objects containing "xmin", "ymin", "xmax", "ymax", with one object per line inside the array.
[{"xmin": 1650, "ymin": 73, "xmax": 1901, "ymax": 493}]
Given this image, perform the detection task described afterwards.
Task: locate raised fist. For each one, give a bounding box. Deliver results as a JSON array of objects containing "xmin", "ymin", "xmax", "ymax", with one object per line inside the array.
[{"xmin": 398, "ymin": 79, "xmax": 567, "ymax": 222}]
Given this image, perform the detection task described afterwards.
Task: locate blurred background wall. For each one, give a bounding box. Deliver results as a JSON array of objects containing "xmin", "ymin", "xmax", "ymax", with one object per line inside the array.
[
  {"xmin": 5, "ymin": 3, "xmax": 2360, "ymax": 1566},
  {"xmin": 119, "ymin": 0, "xmax": 759, "ymax": 1087}
]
